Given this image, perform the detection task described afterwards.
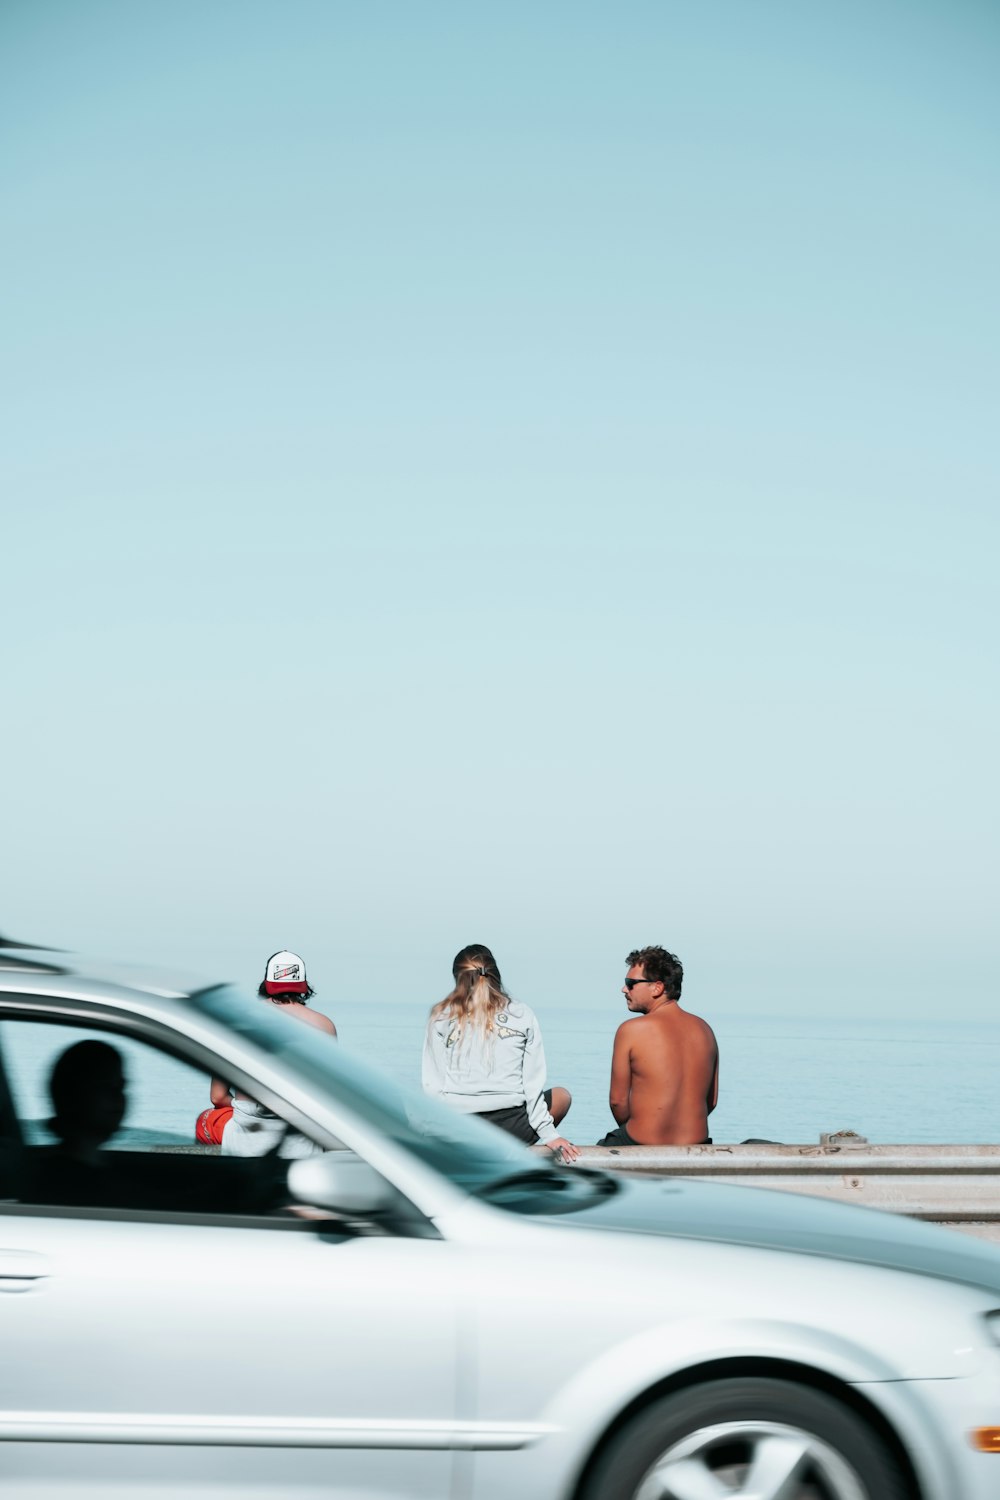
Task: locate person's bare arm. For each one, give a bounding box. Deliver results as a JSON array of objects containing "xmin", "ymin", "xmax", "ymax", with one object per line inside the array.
[
  {"xmin": 609, "ymin": 1024, "xmax": 632, "ymax": 1126},
  {"xmin": 707, "ymin": 1048, "xmax": 719, "ymax": 1115}
]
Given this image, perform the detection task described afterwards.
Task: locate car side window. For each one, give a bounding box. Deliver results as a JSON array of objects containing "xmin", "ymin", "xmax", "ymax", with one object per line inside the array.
[
  {"xmin": 4, "ymin": 1020, "xmax": 207, "ymax": 1149},
  {"xmin": 0, "ymin": 1017, "xmax": 315, "ymax": 1219}
]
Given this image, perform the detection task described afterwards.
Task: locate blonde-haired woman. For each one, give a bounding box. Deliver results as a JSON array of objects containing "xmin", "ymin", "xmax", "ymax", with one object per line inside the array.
[{"xmin": 422, "ymin": 944, "xmax": 580, "ymax": 1161}]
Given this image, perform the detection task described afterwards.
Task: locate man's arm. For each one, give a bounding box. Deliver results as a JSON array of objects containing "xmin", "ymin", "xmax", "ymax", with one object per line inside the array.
[
  {"xmin": 608, "ymin": 1024, "xmax": 632, "ymax": 1126},
  {"xmin": 707, "ymin": 1049, "xmax": 719, "ymax": 1115}
]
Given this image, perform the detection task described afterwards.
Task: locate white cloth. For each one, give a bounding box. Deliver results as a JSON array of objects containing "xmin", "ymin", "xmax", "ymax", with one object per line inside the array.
[
  {"xmin": 421, "ymin": 1000, "xmax": 557, "ymax": 1142},
  {"xmin": 220, "ymin": 1099, "xmax": 323, "ymax": 1158}
]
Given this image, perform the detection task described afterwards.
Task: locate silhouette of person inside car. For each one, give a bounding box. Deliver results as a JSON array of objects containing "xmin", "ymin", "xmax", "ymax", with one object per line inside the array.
[
  {"xmin": 50, "ymin": 1040, "xmax": 127, "ymax": 1159},
  {"xmin": 25, "ymin": 1040, "xmax": 129, "ymax": 1205}
]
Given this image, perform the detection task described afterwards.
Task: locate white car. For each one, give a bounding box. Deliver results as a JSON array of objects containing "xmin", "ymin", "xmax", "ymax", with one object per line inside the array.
[{"xmin": 3, "ymin": 946, "xmax": 1000, "ymax": 1500}]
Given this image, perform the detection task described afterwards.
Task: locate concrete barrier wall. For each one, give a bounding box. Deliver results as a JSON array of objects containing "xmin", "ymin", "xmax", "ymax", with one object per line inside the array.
[
  {"xmin": 575, "ymin": 1143, "xmax": 1000, "ymax": 1243},
  {"xmin": 158, "ymin": 1138, "xmax": 1000, "ymax": 1243}
]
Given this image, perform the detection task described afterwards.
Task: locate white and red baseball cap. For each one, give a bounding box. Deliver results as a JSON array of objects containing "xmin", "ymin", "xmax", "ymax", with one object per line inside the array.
[{"xmin": 263, "ymin": 950, "xmax": 309, "ymax": 996}]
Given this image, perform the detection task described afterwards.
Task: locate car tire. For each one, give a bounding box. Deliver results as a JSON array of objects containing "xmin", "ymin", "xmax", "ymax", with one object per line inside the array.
[{"xmin": 580, "ymin": 1377, "xmax": 908, "ymax": 1500}]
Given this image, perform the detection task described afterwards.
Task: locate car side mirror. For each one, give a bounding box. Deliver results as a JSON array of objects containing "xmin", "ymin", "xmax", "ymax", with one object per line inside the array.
[{"xmin": 287, "ymin": 1153, "xmax": 398, "ymax": 1217}]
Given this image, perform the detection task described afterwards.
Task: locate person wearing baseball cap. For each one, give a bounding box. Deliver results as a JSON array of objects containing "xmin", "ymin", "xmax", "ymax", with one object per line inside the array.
[
  {"xmin": 260, "ymin": 949, "xmax": 321, "ymax": 1006},
  {"xmin": 197, "ymin": 948, "xmax": 336, "ymax": 1151}
]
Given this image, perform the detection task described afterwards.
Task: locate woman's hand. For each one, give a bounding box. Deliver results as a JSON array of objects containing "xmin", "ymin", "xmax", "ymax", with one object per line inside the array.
[{"xmin": 547, "ymin": 1136, "xmax": 581, "ymax": 1163}]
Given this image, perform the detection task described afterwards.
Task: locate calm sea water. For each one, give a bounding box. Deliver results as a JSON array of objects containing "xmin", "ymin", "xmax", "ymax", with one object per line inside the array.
[
  {"xmin": 8, "ymin": 1003, "xmax": 1000, "ymax": 1148},
  {"xmin": 329, "ymin": 1002, "xmax": 1000, "ymax": 1148}
]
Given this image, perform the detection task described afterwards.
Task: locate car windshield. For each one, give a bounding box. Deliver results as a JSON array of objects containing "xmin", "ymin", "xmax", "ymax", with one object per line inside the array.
[{"xmin": 199, "ymin": 986, "xmax": 612, "ymax": 1212}]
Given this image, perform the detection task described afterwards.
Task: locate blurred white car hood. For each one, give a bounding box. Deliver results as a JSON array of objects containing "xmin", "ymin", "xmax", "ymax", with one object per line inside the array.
[{"xmin": 547, "ymin": 1172, "xmax": 1000, "ymax": 1298}]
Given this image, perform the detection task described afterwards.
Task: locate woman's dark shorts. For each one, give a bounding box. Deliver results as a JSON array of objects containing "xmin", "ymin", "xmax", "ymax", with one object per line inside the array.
[{"xmin": 475, "ymin": 1089, "xmax": 553, "ymax": 1145}]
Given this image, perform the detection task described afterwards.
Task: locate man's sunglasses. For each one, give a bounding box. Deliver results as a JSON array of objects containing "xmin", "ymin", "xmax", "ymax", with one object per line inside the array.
[{"xmin": 624, "ymin": 977, "xmax": 657, "ymax": 991}]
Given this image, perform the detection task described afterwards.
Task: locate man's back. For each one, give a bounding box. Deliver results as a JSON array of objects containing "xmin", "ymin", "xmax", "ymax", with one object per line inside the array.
[{"xmin": 615, "ymin": 1004, "xmax": 718, "ymax": 1145}]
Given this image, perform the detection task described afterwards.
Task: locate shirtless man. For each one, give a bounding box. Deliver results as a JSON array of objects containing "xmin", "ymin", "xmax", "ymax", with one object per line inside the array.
[{"xmin": 597, "ymin": 946, "xmax": 718, "ymax": 1147}]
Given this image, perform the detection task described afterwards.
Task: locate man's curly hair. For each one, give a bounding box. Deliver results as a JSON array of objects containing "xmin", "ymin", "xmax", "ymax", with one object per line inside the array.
[{"xmin": 626, "ymin": 946, "xmax": 683, "ymax": 1000}]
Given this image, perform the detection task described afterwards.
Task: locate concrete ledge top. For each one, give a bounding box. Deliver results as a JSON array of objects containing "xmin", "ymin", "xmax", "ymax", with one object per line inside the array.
[{"xmin": 571, "ymin": 1144, "xmax": 1000, "ymax": 1174}]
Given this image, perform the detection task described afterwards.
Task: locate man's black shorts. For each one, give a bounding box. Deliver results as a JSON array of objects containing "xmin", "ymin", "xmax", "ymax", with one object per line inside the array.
[
  {"xmin": 597, "ymin": 1125, "xmax": 713, "ymax": 1147},
  {"xmin": 596, "ymin": 1123, "xmax": 638, "ymax": 1147}
]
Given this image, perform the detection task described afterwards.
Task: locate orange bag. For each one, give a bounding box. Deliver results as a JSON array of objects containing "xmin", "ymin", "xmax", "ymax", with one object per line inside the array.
[{"xmin": 195, "ymin": 1105, "xmax": 233, "ymax": 1145}]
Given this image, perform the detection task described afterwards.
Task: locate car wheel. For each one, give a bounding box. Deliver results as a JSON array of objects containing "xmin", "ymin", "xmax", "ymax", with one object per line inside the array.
[{"xmin": 581, "ymin": 1378, "xmax": 908, "ymax": 1500}]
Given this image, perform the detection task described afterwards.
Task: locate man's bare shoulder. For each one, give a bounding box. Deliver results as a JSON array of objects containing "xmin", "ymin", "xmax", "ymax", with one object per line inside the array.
[
  {"xmin": 678, "ymin": 1010, "xmax": 719, "ymax": 1057},
  {"xmin": 307, "ymin": 1009, "xmax": 337, "ymax": 1036},
  {"xmin": 289, "ymin": 1004, "xmax": 337, "ymax": 1035},
  {"xmin": 621, "ymin": 1013, "xmax": 662, "ymax": 1041},
  {"xmin": 639, "ymin": 1006, "xmax": 715, "ymax": 1049}
]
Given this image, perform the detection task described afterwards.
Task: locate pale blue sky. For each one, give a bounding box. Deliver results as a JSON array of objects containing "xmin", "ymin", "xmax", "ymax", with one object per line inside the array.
[{"xmin": 3, "ymin": 0, "xmax": 997, "ymax": 1021}]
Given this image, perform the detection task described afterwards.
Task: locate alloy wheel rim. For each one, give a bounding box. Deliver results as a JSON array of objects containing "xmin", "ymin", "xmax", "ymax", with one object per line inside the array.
[{"xmin": 633, "ymin": 1418, "xmax": 869, "ymax": 1500}]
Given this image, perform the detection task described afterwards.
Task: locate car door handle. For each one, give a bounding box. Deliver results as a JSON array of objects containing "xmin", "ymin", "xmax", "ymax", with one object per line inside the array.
[{"xmin": 0, "ymin": 1251, "xmax": 49, "ymax": 1291}]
